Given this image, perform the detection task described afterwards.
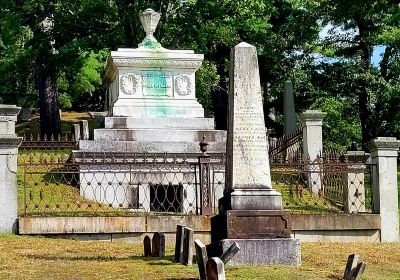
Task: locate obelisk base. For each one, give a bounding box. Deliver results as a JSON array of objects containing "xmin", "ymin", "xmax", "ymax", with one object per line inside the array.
[
  {"xmin": 218, "ymin": 189, "xmax": 282, "ymax": 212},
  {"xmin": 207, "ymin": 238, "xmax": 301, "ymax": 266},
  {"xmin": 210, "ymin": 210, "xmax": 300, "ymax": 266}
]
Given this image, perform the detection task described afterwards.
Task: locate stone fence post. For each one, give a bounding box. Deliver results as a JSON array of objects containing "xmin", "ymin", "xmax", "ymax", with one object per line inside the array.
[
  {"xmin": 299, "ymin": 110, "xmax": 327, "ymax": 194},
  {"xmin": 366, "ymin": 137, "xmax": 400, "ymax": 242},
  {"xmin": 343, "ymin": 151, "xmax": 370, "ymax": 214},
  {"xmin": 0, "ymin": 105, "xmax": 22, "ymax": 233}
]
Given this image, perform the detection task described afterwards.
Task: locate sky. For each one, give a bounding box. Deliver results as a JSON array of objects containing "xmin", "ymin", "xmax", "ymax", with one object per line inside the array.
[{"xmin": 319, "ymin": 23, "xmax": 386, "ymax": 67}]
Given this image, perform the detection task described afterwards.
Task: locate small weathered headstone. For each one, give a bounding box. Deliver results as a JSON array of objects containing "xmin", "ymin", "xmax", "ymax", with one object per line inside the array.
[
  {"xmin": 343, "ymin": 254, "xmax": 360, "ymax": 280},
  {"xmin": 182, "ymin": 227, "xmax": 194, "ymax": 265},
  {"xmin": 194, "ymin": 239, "xmax": 208, "ymax": 280},
  {"xmin": 20, "ymin": 108, "xmax": 31, "ymax": 121},
  {"xmin": 219, "ymin": 241, "xmax": 240, "ymax": 264},
  {"xmin": 174, "ymin": 225, "xmax": 185, "ymax": 263},
  {"xmin": 206, "ymin": 257, "xmax": 226, "ymax": 280},
  {"xmin": 143, "ymin": 235, "xmax": 152, "ymax": 257},
  {"xmin": 152, "ymin": 232, "xmax": 165, "ymax": 257},
  {"xmin": 350, "ymin": 262, "xmax": 367, "ymax": 280},
  {"xmin": 80, "ymin": 120, "xmax": 89, "ymax": 140},
  {"xmin": 71, "ymin": 124, "xmax": 81, "ymax": 141}
]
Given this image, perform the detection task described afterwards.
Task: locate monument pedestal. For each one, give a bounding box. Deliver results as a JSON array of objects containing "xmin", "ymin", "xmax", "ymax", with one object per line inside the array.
[
  {"xmin": 208, "ymin": 238, "xmax": 300, "ymax": 266},
  {"xmin": 211, "ymin": 210, "xmax": 291, "ymax": 242},
  {"xmin": 210, "ymin": 210, "xmax": 300, "ymax": 266}
]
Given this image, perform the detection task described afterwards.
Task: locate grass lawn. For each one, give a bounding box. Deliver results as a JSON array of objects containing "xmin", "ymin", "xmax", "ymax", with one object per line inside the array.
[
  {"xmin": 16, "ymin": 111, "xmax": 100, "ymax": 137},
  {"xmin": 0, "ymin": 235, "xmax": 399, "ymax": 280}
]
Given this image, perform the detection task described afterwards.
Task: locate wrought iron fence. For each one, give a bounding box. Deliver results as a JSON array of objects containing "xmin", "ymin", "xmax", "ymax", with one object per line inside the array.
[
  {"xmin": 18, "ymin": 151, "xmax": 224, "ymax": 216},
  {"xmin": 270, "ymin": 154, "xmax": 374, "ymax": 214},
  {"xmin": 268, "ymin": 126, "xmax": 303, "ymax": 161},
  {"xmin": 19, "ymin": 134, "xmax": 78, "ymax": 149},
  {"xmin": 17, "ymin": 149, "xmax": 374, "ymax": 217}
]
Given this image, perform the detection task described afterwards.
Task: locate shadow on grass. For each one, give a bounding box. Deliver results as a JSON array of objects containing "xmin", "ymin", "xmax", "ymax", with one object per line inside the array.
[
  {"xmin": 327, "ymin": 273, "xmax": 342, "ymax": 280},
  {"xmin": 24, "ymin": 254, "xmax": 178, "ymax": 264},
  {"xmin": 26, "ymin": 255, "xmax": 184, "ymax": 266},
  {"xmin": 165, "ymin": 278, "xmax": 197, "ymax": 280}
]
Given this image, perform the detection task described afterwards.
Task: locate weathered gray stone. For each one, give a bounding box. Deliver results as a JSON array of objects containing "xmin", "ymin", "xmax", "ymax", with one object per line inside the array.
[
  {"xmin": 182, "ymin": 227, "xmax": 194, "ymax": 265},
  {"xmin": 194, "ymin": 239, "xmax": 208, "ymax": 280},
  {"xmin": 344, "ymin": 254, "xmax": 360, "ymax": 280},
  {"xmin": 366, "ymin": 137, "xmax": 400, "ymax": 242},
  {"xmin": 223, "ymin": 42, "xmax": 281, "ymax": 210},
  {"xmin": 93, "ymin": 128, "xmax": 226, "ymax": 142},
  {"xmin": 78, "ymin": 140, "xmax": 226, "ymax": 153},
  {"xmin": 211, "ymin": 238, "xmax": 301, "ymax": 266},
  {"xmin": 350, "ymin": 262, "xmax": 367, "ymax": 280},
  {"xmin": 89, "ymin": 111, "xmax": 107, "ymax": 127},
  {"xmin": 206, "ymin": 257, "xmax": 226, "ymax": 280},
  {"xmin": 219, "ymin": 241, "xmax": 240, "ymax": 264},
  {"xmin": 0, "ymin": 105, "xmax": 22, "ymax": 233},
  {"xmin": 144, "ymin": 235, "xmax": 152, "ymax": 257},
  {"xmin": 0, "ymin": 105, "xmax": 20, "ymax": 135},
  {"xmin": 71, "ymin": 124, "xmax": 81, "ymax": 141},
  {"xmin": 19, "ymin": 108, "xmax": 31, "ymax": 121},
  {"xmin": 299, "ymin": 110, "xmax": 327, "ymax": 193},
  {"xmin": 80, "ymin": 120, "xmax": 89, "ymax": 140},
  {"xmin": 283, "ymin": 81, "xmax": 297, "ymax": 134},
  {"xmin": 175, "ymin": 225, "xmax": 185, "ymax": 263},
  {"xmin": 152, "ymin": 232, "xmax": 165, "ymax": 257},
  {"xmin": 105, "ymin": 117, "xmax": 215, "ymax": 130}
]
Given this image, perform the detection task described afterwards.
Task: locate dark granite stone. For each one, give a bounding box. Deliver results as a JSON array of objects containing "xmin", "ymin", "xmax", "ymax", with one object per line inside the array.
[{"xmin": 143, "ymin": 235, "xmax": 152, "ymax": 257}]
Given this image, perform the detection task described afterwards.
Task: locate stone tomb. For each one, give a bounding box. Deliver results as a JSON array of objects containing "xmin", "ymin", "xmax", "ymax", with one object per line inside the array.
[
  {"xmin": 211, "ymin": 42, "xmax": 300, "ymax": 266},
  {"xmin": 75, "ymin": 8, "xmax": 226, "ymax": 213}
]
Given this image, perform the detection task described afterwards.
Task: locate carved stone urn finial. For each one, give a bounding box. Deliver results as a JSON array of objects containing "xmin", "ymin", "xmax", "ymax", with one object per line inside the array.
[{"xmin": 139, "ymin": 8, "xmax": 162, "ymax": 48}]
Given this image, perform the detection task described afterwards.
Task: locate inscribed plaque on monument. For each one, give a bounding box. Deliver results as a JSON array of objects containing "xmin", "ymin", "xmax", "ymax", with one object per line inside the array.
[
  {"xmin": 225, "ymin": 42, "xmax": 272, "ymax": 191},
  {"xmin": 142, "ymin": 71, "xmax": 173, "ymax": 97}
]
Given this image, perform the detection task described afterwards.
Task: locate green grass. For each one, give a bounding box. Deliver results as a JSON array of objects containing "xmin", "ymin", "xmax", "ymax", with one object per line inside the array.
[
  {"xmin": 0, "ymin": 235, "xmax": 399, "ymax": 280},
  {"xmin": 16, "ymin": 111, "xmax": 100, "ymax": 137}
]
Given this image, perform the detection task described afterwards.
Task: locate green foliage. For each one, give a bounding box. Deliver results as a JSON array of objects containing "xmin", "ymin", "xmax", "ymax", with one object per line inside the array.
[
  {"xmin": 1, "ymin": 0, "xmax": 400, "ymax": 149},
  {"xmin": 311, "ymin": 97, "xmax": 361, "ymax": 151},
  {"xmin": 195, "ymin": 60, "xmax": 219, "ymax": 117},
  {"xmin": 58, "ymin": 93, "xmax": 72, "ymax": 110}
]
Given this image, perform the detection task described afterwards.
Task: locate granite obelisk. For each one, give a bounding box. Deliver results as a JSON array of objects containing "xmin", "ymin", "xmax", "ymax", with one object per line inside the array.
[
  {"xmin": 283, "ymin": 81, "xmax": 297, "ymax": 134},
  {"xmin": 210, "ymin": 42, "xmax": 300, "ymax": 266},
  {"xmin": 221, "ymin": 42, "xmax": 282, "ymax": 211}
]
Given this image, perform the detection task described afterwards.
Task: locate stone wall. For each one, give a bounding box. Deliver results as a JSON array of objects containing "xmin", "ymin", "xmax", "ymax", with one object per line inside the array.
[{"xmin": 18, "ymin": 214, "xmax": 381, "ymax": 243}]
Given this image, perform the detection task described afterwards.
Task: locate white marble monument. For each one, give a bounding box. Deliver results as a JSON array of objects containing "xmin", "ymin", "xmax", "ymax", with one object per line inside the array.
[
  {"xmin": 104, "ymin": 8, "xmax": 204, "ymax": 118},
  {"xmin": 76, "ymin": 8, "xmax": 226, "ymax": 213}
]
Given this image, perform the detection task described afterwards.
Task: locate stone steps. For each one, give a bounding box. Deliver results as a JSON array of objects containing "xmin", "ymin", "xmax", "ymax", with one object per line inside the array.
[
  {"xmin": 105, "ymin": 117, "xmax": 215, "ymax": 130},
  {"xmin": 93, "ymin": 128, "xmax": 226, "ymax": 142},
  {"xmin": 79, "ymin": 140, "xmax": 226, "ymax": 153}
]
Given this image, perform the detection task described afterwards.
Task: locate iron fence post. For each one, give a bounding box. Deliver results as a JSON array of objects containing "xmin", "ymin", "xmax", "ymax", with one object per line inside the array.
[{"xmin": 198, "ymin": 136, "xmax": 212, "ymax": 215}]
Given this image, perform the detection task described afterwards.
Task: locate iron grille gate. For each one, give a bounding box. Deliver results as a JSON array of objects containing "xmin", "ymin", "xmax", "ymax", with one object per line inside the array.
[{"xmin": 17, "ymin": 148, "xmax": 374, "ymax": 217}]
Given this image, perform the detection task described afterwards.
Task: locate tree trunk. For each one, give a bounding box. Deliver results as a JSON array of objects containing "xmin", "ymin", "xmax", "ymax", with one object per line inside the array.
[
  {"xmin": 356, "ymin": 18, "xmax": 375, "ymax": 147},
  {"xmin": 37, "ymin": 55, "xmax": 61, "ymax": 139}
]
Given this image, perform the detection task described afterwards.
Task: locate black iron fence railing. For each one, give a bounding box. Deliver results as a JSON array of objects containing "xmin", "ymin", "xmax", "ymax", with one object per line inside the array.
[
  {"xmin": 17, "ymin": 150, "xmax": 374, "ymax": 217},
  {"xmin": 19, "ymin": 134, "xmax": 78, "ymax": 149}
]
